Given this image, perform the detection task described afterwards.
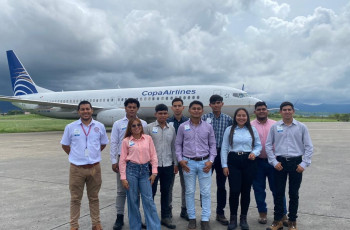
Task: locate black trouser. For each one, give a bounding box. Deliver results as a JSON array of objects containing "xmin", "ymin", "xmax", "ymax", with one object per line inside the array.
[
  {"xmin": 227, "ymin": 152, "xmax": 257, "ymax": 216},
  {"xmin": 274, "ymin": 156, "xmax": 303, "ymax": 222},
  {"xmin": 151, "ymin": 165, "xmax": 175, "ymax": 219},
  {"xmin": 212, "ymin": 147, "xmax": 227, "ymax": 215}
]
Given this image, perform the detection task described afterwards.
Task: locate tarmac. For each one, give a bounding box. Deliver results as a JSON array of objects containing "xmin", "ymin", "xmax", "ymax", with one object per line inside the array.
[{"xmin": 0, "ymin": 122, "xmax": 350, "ymax": 230}]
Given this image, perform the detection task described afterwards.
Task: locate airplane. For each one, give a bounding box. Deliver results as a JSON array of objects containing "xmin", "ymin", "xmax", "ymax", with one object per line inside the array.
[{"xmin": 0, "ymin": 50, "xmax": 261, "ymax": 126}]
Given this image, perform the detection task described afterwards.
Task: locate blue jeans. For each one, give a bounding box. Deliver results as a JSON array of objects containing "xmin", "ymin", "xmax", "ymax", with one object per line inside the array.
[
  {"xmin": 126, "ymin": 162, "xmax": 161, "ymax": 230},
  {"xmin": 253, "ymin": 158, "xmax": 287, "ymax": 214},
  {"xmin": 183, "ymin": 157, "xmax": 212, "ymax": 221}
]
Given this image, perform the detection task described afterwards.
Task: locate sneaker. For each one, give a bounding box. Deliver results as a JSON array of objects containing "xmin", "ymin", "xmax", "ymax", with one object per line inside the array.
[
  {"xmin": 288, "ymin": 221, "xmax": 297, "ymax": 230},
  {"xmin": 161, "ymin": 218, "xmax": 176, "ymax": 229},
  {"xmin": 216, "ymin": 214, "xmax": 229, "ymax": 225},
  {"xmin": 188, "ymin": 219, "xmax": 196, "ymax": 230},
  {"xmin": 181, "ymin": 208, "xmax": 189, "ymax": 221},
  {"xmin": 258, "ymin": 212, "xmax": 267, "ymax": 224},
  {"xmin": 141, "ymin": 222, "xmax": 147, "ymax": 229},
  {"xmin": 266, "ymin": 220, "xmax": 283, "ymax": 230},
  {"xmin": 282, "ymin": 215, "xmax": 288, "ymax": 227}
]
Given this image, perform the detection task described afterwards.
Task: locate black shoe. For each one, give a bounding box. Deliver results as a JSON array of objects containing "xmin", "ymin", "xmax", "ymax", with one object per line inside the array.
[
  {"xmin": 228, "ymin": 215, "xmax": 237, "ymax": 230},
  {"xmin": 113, "ymin": 214, "xmax": 124, "ymax": 230},
  {"xmin": 180, "ymin": 208, "xmax": 189, "ymax": 221},
  {"xmin": 216, "ymin": 214, "xmax": 229, "ymax": 225},
  {"xmin": 240, "ymin": 215, "xmax": 249, "ymax": 230},
  {"xmin": 161, "ymin": 218, "xmax": 176, "ymax": 229},
  {"xmin": 141, "ymin": 222, "xmax": 146, "ymax": 229}
]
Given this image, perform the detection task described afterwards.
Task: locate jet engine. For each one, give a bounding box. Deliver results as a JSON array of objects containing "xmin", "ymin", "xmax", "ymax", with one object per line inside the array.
[{"xmin": 96, "ymin": 109, "xmax": 125, "ymax": 126}]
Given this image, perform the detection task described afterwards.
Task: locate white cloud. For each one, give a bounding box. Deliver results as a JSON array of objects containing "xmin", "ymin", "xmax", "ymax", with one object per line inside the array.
[{"xmin": 0, "ymin": 0, "xmax": 349, "ymax": 104}]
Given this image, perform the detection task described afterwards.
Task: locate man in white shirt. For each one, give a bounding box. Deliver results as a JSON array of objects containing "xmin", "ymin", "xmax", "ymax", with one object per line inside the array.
[
  {"xmin": 61, "ymin": 101, "xmax": 109, "ymax": 230},
  {"xmin": 110, "ymin": 98, "xmax": 147, "ymax": 230}
]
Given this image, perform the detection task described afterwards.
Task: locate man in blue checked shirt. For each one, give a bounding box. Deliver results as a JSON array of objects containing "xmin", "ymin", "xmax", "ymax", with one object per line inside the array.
[
  {"xmin": 202, "ymin": 94, "xmax": 233, "ymax": 226},
  {"xmin": 266, "ymin": 102, "xmax": 313, "ymax": 230}
]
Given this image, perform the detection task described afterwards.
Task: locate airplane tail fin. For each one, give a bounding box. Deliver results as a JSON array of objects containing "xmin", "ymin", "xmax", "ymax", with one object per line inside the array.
[{"xmin": 6, "ymin": 50, "xmax": 51, "ymax": 96}]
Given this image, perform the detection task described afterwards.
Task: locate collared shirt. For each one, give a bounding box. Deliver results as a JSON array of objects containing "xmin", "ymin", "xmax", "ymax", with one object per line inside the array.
[
  {"xmin": 251, "ymin": 119, "xmax": 276, "ymax": 159},
  {"xmin": 119, "ymin": 134, "xmax": 158, "ymax": 180},
  {"xmin": 202, "ymin": 112, "xmax": 233, "ymax": 148},
  {"xmin": 265, "ymin": 119, "xmax": 314, "ymax": 169},
  {"xmin": 220, "ymin": 125, "xmax": 262, "ymax": 168},
  {"xmin": 167, "ymin": 115, "xmax": 189, "ymax": 134},
  {"xmin": 175, "ymin": 119, "xmax": 217, "ymax": 162},
  {"xmin": 61, "ymin": 119, "xmax": 109, "ymax": 166},
  {"xmin": 109, "ymin": 116, "xmax": 147, "ymax": 164},
  {"xmin": 144, "ymin": 120, "xmax": 177, "ymax": 167}
]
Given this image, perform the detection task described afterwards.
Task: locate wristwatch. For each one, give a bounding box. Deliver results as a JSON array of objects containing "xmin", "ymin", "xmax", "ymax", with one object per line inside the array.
[{"xmin": 209, "ymin": 160, "xmax": 214, "ymax": 163}]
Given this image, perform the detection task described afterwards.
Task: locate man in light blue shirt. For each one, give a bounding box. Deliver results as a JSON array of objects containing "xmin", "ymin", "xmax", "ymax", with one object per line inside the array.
[{"xmin": 265, "ymin": 101, "xmax": 313, "ymax": 230}]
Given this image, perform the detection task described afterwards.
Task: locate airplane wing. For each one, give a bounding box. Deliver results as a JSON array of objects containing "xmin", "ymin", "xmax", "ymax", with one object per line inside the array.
[{"xmin": 0, "ymin": 95, "xmax": 104, "ymax": 110}]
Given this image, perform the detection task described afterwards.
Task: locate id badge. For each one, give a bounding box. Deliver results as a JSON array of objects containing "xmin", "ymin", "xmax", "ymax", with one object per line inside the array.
[
  {"xmin": 184, "ymin": 125, "xmax": 190, "ymax": 131},
  {"xmin": 152, "ymin": 127, "xmax": 158, "ymax": 133},
  {"xmin": 85, "ymin": 148, "xmax": 89, "ymax": 157}
]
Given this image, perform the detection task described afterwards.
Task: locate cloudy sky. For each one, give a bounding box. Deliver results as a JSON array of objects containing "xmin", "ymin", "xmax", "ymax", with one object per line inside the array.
[{"xmin": 0, "ymin": 0, "xmax": 349, "ymax": 104}]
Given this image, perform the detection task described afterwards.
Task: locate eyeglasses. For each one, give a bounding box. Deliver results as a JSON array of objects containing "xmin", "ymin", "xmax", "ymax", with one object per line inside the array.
[{"xmin": 131, "ymin": 123, "xmax": 142, "ymax": 128}]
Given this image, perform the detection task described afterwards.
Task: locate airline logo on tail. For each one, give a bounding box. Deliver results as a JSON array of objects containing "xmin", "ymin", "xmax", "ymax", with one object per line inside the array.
[{"xmin": 7, "ymin": 50, "xmax": 38, "ymax": 96}]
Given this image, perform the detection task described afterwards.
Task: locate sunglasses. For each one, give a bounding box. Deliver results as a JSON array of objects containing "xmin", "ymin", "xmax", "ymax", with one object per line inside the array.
[{"xmin": 131, "ymin": 123, "xmax": 142, "ymax": 128}]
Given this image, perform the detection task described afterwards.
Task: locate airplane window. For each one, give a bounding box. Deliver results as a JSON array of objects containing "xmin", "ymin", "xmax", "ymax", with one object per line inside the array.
[
  {"xmin": 197, "ymin": 96, "xmax": 200, "ymax": 99},
  {"xmin": 107, "ymin": 99, "xmax": 109, "ymax": 102},
  {"xmin": 192, "ymin": 96, "xmax": 195, "ymax": 99},
  {"xmin": 103, "ymin": 99, "xmax": 105, "ymax": 102},
  {"xmin": 161, "ymin": 97, "xmax": 164, "ymax": 100},
  {"xmin": 188, "ymin": 96, "xmax": 190, "ymax": 99},
  {"xmin": 166, "ymin": 97, "xmax": 168, "ymax": 100},
  {"xmin": 179, "ymin": 96, "xmax": 181, "ymax": 99},
  {"xmin": 140, "ymin": 98, "xmax": 142, "ymax": 101},
  {"xmin": 152, "ymin": 97, "xmax": 155, "ymax": 101}
]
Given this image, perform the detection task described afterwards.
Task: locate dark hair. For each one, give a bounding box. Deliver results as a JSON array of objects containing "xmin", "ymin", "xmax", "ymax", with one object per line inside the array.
[
  {"xmin": 209, "ymin": 94, "xmax": 223, "ymax": 104},
  {"xmin": 189, "ymin": 100, "xmax": 203, "ymax": 108},
  {"xmin": 254, "ymin": 101, "xmax": 267, "ymax": 109},
  {"xmin": 77, "ymin": 100, "xmax": 92, "ymax": 110},
  {"xmin": 155, "ymin": 104, "xmax": 168, "ymax": 112},
  {"xmin": 171, "ymin": 98, "xmax": 183, "ymax": 105},
  {"xmin": 280, "ymin": 101, "xmax": 294, "ymax": 111},
  {"xmin": 124, "ymin": 98, "xmax": 140, "ymax": 108},
  {"xmin": 228, "ymin": 108, "xmax": 255, "ymax": 148},
  {"xmin": 124, "ymin": 118, "xmax": 144, "ymax": 138}
]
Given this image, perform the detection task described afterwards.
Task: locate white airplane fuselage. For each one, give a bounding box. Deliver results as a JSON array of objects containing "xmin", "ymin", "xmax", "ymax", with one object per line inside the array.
[{"xmin": 12, "ymin": 85, "xmax": 259, "ymax": 126}]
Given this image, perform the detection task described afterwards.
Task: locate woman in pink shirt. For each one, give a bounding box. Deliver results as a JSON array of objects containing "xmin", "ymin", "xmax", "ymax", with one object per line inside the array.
[{"xmin": 119, "ymin": 118, "xmax": 161, "ymax": 230}]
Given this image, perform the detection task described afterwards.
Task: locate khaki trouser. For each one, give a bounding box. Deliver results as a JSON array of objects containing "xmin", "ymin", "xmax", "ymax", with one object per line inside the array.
[{"xmin": 69, "ymin": 163, "xmax": 102, "ymax": 228}]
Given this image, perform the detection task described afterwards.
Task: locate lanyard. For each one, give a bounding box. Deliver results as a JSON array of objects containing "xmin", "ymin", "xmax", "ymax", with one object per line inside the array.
[{"xmin": 81, "ymin": 123, "xmax": 92, "ymax": 149}]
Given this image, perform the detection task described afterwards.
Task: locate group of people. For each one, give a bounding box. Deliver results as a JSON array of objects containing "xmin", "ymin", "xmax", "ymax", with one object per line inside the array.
[{"xmin": 61, "ymin": 95, "xmax": 313, "ymax": 230}]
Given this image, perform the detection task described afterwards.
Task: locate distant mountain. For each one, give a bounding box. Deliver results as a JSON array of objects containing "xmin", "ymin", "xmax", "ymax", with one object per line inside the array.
[{"xmin": 267, "ymin": 102, "xmax": 350, "ymax": 115}]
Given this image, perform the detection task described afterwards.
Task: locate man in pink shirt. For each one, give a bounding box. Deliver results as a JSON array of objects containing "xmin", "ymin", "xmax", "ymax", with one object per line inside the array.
[{"xmin": 251, "ymin": 102, "xmax": 287, "ymax": 226}]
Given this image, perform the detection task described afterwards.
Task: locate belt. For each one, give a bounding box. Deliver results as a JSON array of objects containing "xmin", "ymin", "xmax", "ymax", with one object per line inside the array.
[
  {"xmin": 185, "ymin": 155, "xmax": 209, "ymax": 161},
  {"xmin": 230, "ymin": 151, "xmax": 250, "ymax": 155},
  {"xmin": 257, "ymin": 157, "xmax": 268, "ymax": 161},
  {"xmin": 277, "ymin": 156, "xmax": 302, "ymax": 161},
  {"xmin": 72, "ymin": 162, "xmax": 99, "ymax": 169}
]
